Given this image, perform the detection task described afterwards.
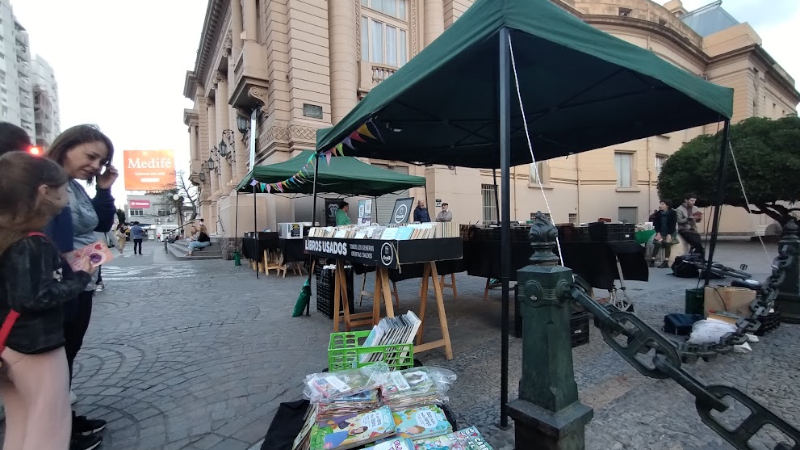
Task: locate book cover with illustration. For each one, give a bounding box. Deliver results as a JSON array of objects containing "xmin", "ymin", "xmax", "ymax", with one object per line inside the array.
[
  {"xmin": 363, "ymin": 437, "xmax": 415, "ymax": 449},
  {"xmin": 412, "ymin": 426, "xmax": 493, "ymax": 449},
  {"xmin": 392, "ymin": 405, "xmax": 452, "ymax": 440},
  {"xmin": 310, "ymin": 406, "xmax": 395, "ymax": 449}
]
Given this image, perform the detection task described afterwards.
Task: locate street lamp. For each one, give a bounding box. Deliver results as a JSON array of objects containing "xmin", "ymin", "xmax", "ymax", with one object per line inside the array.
[{"xmin": 236, "ymin": 114, "xmax": 249, "ymax": 134}]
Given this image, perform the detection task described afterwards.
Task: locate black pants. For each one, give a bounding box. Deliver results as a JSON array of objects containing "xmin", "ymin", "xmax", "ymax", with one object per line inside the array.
[
  {"xmin": 679, "ymin": 229, "xmax": 705, "ymax": 255},
  {"xmin": 64, "ymin": 290, "xmax": 94, "ymax": 381},
  {"xmin": 133, "ymin": 238, "xmax": 143, "ymax": 254}
]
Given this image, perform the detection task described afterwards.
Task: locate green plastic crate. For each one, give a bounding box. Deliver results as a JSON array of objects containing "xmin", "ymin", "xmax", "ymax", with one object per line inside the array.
[{"xmin": 328, "ymin": 330, "xmax": 414, "ymax": 372}]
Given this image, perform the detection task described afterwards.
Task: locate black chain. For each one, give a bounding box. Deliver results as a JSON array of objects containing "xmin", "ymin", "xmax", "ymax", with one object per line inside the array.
[
  {"xmin": 676, "ymin": 241, "xmax": 796, "ymax": 363},
  {"xmin": 570, "ymin": 267, "xmax": 800, "ymax": 449}
]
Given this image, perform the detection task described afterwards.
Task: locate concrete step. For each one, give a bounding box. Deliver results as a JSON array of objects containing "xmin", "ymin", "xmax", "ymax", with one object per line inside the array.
[{"xmin": 165, "ymin": 239, "xmax": 222, "ymax": 260}]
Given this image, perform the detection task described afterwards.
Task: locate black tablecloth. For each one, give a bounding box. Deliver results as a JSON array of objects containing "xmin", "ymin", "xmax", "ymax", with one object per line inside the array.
[
  {"xmin": 560, "ymin": 240, "xmax": 648, "ymax": 289},
  {"xmin": 462, "ymin": 238, "xmax": 647, "ymax": 288},
  {"xmin": 463, "ymin": 239, "xmax": 532, "ymax": 281},
  {"xmin": 242, "ymin": 236, "xmax": 306, "ymax": 263},
  {"xmin": 241, "ymin": 236, "xmax": 279, "ymax": 260}
]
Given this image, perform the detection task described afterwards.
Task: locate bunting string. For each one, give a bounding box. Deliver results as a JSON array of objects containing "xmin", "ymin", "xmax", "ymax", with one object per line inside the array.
[{"xmin": 247, "ymin": 118, "xmax": 380, "ymax": 193}]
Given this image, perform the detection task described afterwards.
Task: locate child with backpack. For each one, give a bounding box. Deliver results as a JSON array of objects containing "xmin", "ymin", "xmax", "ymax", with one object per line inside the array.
[{"xmin": 0, "ymin": 152, "xmax": 95, "ymax": 450}]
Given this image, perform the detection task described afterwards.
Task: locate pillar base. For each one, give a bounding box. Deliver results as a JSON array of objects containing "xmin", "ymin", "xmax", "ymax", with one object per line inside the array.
[
  {"xmin": 508, "ymin": 399, "xmax": 593, "ymax": 450},
  {"xmin": 776, "ymin": 293, "xmax": 800, "ymax": 324}
]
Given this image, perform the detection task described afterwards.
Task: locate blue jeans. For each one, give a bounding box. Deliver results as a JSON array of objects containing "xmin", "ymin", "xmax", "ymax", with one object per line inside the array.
[{"xmin": 188, "ymin": 241, "xmax": 211, "ymax": 252}]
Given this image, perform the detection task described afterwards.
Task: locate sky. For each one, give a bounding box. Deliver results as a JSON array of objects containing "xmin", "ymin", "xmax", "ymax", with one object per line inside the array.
[{"xmin": 10, "ymin": 0, "xmax": 800, "ymax": 207}]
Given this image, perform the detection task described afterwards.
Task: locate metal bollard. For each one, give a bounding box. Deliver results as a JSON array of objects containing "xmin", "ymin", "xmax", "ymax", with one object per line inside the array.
[
  {"xmin": 776, "ymin": 218, "xmax": 800, "ymax": 323},
  {"xmin": 507, "ymin": 212, "xmax": 592, "ymax": 449}
]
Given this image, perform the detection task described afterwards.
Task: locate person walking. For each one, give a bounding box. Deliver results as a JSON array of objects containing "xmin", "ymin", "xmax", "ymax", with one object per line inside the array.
[
  {"xmin": 45, "ymin": 125, "xmax": 117, "ymax": 448},
  {"xmin": 435, "ymin": 202, "xmax": 453, "ymax": 222},
  {"xmin": 130, "ymin": 222, "xmax": 145, "ymax": 255},
  {"xmin": 651, "ymin": 200, "xmax": 677, "ymax": 268},
  {"xmin": 114, "ymin": 223, "xmax": 128, "ymax": 254},
  {"xmin": 676, "ymin": 194, "xmax": 705, "ymax": 256},
  {"xmin": 413, "ymin": 200, "xmax": 431, "ymax": 223},
  {"xmin": 0, "ymin": 152, "xmax": 98, "ymax": 450}
]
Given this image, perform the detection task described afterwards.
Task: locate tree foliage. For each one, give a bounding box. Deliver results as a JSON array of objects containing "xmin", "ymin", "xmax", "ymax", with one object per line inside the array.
[{"xmin": 658, "ymin": 116, "xmax": 800, "ymax": 224}]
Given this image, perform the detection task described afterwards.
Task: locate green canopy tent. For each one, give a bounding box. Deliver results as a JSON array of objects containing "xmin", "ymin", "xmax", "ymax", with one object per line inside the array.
[
  {"xmin": 315, "ymin": 0, "xmax": 734, "ymax": 426},
  {"xmin": 232, "ymin": 150, "xmax": 425, "ymax": 287},
  {"xmin": 235, "ymin": 150, "xmax": 425, "ymax": 195}
]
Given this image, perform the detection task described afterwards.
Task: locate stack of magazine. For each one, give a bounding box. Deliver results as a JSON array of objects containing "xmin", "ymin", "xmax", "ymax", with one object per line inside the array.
[
  {"xmin": 294, "ymin": 363, "xmax": 493, "ymax": 450},
  {"xmin": 360, "ymin": 311, "xmax": 422, "ymax": 364}
]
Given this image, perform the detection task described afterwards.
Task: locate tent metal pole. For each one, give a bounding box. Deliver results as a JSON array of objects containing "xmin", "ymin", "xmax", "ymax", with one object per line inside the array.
[
  {"xmin": 498, "ymin": 26, "xmax": 512, "ymax": 429},
  {"xmin": 307, "ymin": 153, "xmax": 321, "ymax": 316},
  {"xmin": 704, "ymin": 119, "xmax": 731, "ymax": 286},
  {"xmin": 235, "ymin": 191, "xmax": 239, "ymax": 255},
  {"xmin": 253, "ymin": 184, "xmax": 258, "ymax": 279}
]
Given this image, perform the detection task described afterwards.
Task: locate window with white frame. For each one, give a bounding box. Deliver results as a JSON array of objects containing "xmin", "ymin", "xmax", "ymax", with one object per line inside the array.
[
  {"xmin": 615, "ymin": 152, "xmax": 633, "ymax": 188},
  {"xmin": 361, "ymin": 0, "xmax": 408, "ymax": 67},
  {"xmin": 130, "ymin": 209, "xmax": 144, "ymax": 216},
  {"xmin": 481, "ymin": 184, "xmax": 498, "ymax": 224},
  {"xmin": 529, "ymin": 162, "xmax": 544, "ymax": 185},
  {"xmin": 655, "ymin": 154, "xmax": 667, "ymax": 175}
]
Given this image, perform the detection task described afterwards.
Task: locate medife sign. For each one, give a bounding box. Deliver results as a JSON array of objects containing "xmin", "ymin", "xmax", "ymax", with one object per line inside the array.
[
  {"xmin": 124, "ymin": 150, "xmax": 176, "ymax": 191},
  {"xmin": 128, "ymin": 200, "xmax": 151, "ymax": 209}
]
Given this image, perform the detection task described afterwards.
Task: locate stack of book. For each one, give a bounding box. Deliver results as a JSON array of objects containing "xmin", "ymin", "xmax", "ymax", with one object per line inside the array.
[
  {"xmin": 360, "ymin": 312, "xmax": 422, "ymax": 364},
  {"xmin": 307, "ymin": 223, "xmax": 456, "ymax": 241}
]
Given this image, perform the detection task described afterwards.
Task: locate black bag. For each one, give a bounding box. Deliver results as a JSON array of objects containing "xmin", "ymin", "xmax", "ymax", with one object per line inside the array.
[
  {"xmin": 664, "ymin": 313, "xmax": 703, "ymax": 335},
  {"xmin": 672, "ymin": 255, "xmax": 700, "ymax": 278}
]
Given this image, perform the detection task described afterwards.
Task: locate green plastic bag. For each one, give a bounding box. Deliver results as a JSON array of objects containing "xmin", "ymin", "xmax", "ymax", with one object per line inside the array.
[{"xmin": 292, "ymin": 278, "xmax": 311, "ymax": 317}]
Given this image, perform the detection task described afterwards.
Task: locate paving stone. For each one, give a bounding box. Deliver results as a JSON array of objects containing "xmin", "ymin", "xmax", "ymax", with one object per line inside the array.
[{"xmin": 33, "ymin": 239, "xmax": 795, "ymax": 449}]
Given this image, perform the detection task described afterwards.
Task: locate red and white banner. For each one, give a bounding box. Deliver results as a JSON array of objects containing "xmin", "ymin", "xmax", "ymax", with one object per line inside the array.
[{"xmin": 129, "ymin": 199, "xmax": 151, "ymax": 209}]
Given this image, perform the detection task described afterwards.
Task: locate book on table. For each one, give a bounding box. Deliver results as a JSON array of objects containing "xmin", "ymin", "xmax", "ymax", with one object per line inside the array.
[
  {"xmin": 310, "ymin": 406, "xmax": 395, "ymax": 449},
  {"xmin": 392, "ymin": 404, "xmax": 453, "ymax": 440}
]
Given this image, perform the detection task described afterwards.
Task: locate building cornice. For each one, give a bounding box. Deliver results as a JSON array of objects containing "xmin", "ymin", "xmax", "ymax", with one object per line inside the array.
[
  {"xmin": 193, "ymin": 0, "xmax": 228, "ymax": 86},
  {"xmin": 709, "ymin": 44, "xmax": 800, "ymax": 102},
  {"xmin": 183, "ymin": 71, "xmax": 198, "ymax": 100},
  {"xmin": 582, "ymin": 15, "xmax": 709, "ymax": 67}
]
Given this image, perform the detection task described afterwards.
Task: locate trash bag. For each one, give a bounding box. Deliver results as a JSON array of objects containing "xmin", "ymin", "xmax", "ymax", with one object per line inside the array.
[
  {"xmin": 292, "ymin": 278, "xmax": 311, "ymax": 317},
  {"xmin": 672, "ymin": 255, "xmax": 700, "ymax": 278}
]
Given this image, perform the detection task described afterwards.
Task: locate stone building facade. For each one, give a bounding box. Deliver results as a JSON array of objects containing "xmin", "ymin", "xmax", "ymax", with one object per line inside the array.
[{"xmin": 184, "ymin": 0, "xmax": 798, "ymax": 250}]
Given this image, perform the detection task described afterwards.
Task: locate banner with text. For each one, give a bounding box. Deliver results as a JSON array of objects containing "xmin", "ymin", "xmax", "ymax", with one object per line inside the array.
[{"xmin": 123, "ymin": 150, "xmax": 176, "ymax": 191}]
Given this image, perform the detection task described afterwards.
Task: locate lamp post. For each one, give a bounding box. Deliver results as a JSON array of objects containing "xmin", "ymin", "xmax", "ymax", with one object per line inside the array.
[{"xmin": 172, "ymin": 193, "xmax": 184, "ymax": 230}]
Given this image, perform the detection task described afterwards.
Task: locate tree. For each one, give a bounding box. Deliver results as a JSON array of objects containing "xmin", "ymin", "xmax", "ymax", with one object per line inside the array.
[
  {"xmin": 148, "ymin": 171, "xmax": 199, "ymax": 227},
  {"xmin": 658, "ymin": 116, "xmax": 800, "ymax": 225}
]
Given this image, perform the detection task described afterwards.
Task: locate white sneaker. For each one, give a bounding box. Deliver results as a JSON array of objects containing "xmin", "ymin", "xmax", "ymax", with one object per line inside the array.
[
  {"xmin": 94, "ymin": 282, "xmax": 104, "ymax": 292},
  {"xmin": 70, "ymin": 389, "xmax": 77, "ymax": 404}
]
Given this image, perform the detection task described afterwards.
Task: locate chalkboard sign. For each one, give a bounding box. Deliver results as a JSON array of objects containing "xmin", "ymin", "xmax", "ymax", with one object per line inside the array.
[{"xmin": 389, "ymin": 197, "xmax": 414, "ymax": 224}]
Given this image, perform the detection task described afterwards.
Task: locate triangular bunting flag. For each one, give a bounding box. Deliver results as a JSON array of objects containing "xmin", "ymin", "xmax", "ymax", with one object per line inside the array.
[
  {"xmin": 325, "ymin": 150, "xmax": 332, "ymax": 165},
  {"xmin": 357, "ymin": 123, "xmax": 376, "ymax": 140},
  {"xmin": 260, "ymin": 183, "xmax": 267, "ymax": 192},
  {"xmin": 350, "ymin": 130, "xmax": 366, "ymax": 143},
  {"xmin": 342, "ymin": 137, "xmax": 353, "ymax": 149},
  {"xmin": 249, "ymin": 179, "xmax": 258, "ymax": 186},
  {"xmin": 367, "ymin": 119, "xmax": 384, "ymax": 143},
  {"xmin": 266, "ymin": 184, "xmax": 271, "ymax": 193},
  {"xmin": 336, "ymin": 143, "xmax": 344, "ymax": 156},
  {"xmin": 277, "ymin": 182, "xmax": 284, "ymax": 192}
]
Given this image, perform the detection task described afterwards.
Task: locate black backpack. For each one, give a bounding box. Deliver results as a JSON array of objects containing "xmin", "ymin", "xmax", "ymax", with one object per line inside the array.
[{"xmin": 672, "ymin": 255, "xmax": 701, "ymax": 278}]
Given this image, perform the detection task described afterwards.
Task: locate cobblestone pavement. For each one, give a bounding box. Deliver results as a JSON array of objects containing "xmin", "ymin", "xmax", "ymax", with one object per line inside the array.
[{"xmin": 65, "ymin": 240, "xmax": 798, "ymax": 449}]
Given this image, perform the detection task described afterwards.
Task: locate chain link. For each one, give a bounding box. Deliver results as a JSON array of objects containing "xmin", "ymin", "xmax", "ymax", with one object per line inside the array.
[
  {"xmin": 571, "ymin": 285, "xmax": 800, "ymax": 449},
  {"xmin": 676, "ymin": 241, "xmax": 796, "ymax": 363}
]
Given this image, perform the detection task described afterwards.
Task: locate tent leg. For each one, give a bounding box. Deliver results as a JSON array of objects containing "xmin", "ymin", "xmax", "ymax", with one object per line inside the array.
[
  {"xmin": 253, "ymin": 184, "xmax": 258, "ymax": 279},
  {"xmin": 235, "ymin": 191, "xmax": 239, "ymax": 261},
  {"xmin": 498, "ymin": 27, "xmax": 511, "ymax": 429},
  {"xmin": 306, "ymin": 154, "xmax": 321, "ymax": 316},
  {"xmin": 704, "ymin": 119, "xmax": 731, "ymax": 287}
]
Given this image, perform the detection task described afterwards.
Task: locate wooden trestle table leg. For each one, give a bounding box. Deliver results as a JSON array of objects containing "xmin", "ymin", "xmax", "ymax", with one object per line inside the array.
[{"xmin": 414, "ymin": 262, "xmax": 453, "ymax": 360}]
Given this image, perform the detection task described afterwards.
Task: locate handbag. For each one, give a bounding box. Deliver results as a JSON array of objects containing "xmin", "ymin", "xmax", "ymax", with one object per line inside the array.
[{"xmin": 0, "ymin": 232, "xmax": 48, "ymax": 367}]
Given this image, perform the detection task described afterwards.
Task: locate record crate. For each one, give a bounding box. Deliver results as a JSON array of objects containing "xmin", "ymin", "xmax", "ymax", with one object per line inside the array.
[{"xmin": 328, "ymin": 330, "xmax": 414, "ymax": 372}]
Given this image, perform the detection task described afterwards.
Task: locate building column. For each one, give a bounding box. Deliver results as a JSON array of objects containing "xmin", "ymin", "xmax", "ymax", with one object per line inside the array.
[
  {"xmin": 424, "ymin": 0, "xmax": 445, "ymax": 46},
  {"xmin": 231, "ymin": 0, "xmax": 243, "ymax": 56},
  {"xmin": 207, "ymin": 100, "xmax": 219, "ymax": 196},
  {"xmin": 189, "ymin": 125, "xmax": 198, "ymax": 161},
  {"xmin": 243, "ymin": 0, "xmax": 258, "ymax": 41},
  {"xmin": 329, "ymin": 0, "xmax": 358, "ymax": 123},
  {"xmin": 215, "ymin": 77, "xmax": 232, "ymax": 190}
]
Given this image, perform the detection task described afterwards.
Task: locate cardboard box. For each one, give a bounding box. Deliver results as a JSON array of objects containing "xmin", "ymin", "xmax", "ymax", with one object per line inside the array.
[{"xmin": 704, "ymin": 286, "xmax": 756, "ymax": 318}]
